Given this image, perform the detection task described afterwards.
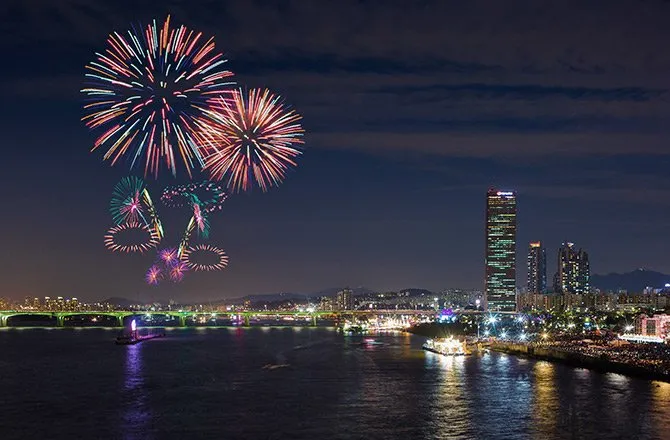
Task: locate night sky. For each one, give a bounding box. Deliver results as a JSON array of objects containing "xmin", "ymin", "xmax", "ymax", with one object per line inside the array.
[{"xmin": 2, "ymin": 0, "xmax": 670, "ymax": 302}]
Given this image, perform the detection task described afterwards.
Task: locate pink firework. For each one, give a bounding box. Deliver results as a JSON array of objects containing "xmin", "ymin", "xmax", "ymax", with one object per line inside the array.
[
  {"xmin": 170, "ymin": 261, "xmax": 188, "ymax": 282},
  {"xmin": 104, "ymin": 222, "xmax": 160, "ymax": 253},
  {"xmin": 181, "ymin": 244, "xmax": 229, "ymax": 271},
  {"xmin": 119, "ymin": 191, "xmax": 143, "ymax": 223},
  {"xmin": 203, "ymin": 88, "xmax": 304, "ymax": 192},
  {"xmin": 145, "ymin": 265, "xmax": 162, "ymax": 285},
  {"xmin": 192, "ymin": 203, "xmax": 210, "ymax": 238},
  {"xmin": 158, "ymin": 248, "xmax": 179, "ymax": 267}
]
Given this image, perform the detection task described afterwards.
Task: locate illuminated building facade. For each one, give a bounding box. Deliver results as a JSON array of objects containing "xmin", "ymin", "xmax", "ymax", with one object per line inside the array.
[
  {"xmin": 640, "ymin": 314, "xmax": 670, "ymax": 341},
  {"xmin": 336, "ymin": 288, "xmax": 354, "ymax": 311},
  {"xmin": 555, "ymin": 242, "xmax": 590, "ymax": 294},
  {"xmin": 527, "ymin": 241, "xmax": 547, "ymax": 294},
  {"xmin": 485, "ymin": 189, "xmax": 517, "ymax": 312}
]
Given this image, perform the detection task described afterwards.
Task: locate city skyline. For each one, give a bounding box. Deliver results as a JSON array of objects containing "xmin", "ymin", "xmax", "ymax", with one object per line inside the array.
[{"xmin": 2, "ymin": 1, "xmax": 670, "ymax": 301}]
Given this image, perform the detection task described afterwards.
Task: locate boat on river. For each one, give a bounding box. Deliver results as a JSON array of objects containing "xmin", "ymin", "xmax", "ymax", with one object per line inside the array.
[
  {"xmin": 115, "ymin": 319, "xmax": 165, "ymax": 345},
  {"xmin": 422, "ymin": 337, "xmax": 468, "ymax": 356}
]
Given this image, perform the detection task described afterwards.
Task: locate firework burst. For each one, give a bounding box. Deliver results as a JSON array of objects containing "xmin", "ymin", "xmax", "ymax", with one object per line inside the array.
[
  {"xmin": 104, "ymin": 222, "xmax": 160, "ymax": 253},
  {"xmin": 82, "ymin": 15, "xmax": 235, "ymax": 178},
  {"xmin": 181, "ymin": 244, "xmax": 229, "ymax": 271},
  {"xmin": 110, "ymin": 177, "xmax": 148, "ymax": 225},
  {"xmin": 203, "ymin": 88, "xmax": 304, "ymax": 192},
  {"xmin": 161, "ymin": 181, "xmax": 227, "ymax": 213},
  {"xmin": 169, "ymin": 261, "xmax": 189, "ymax": 282},
  {"xmin": 158, "ymin": 247, "xmax": 179, "ymax": 267},
  {"xmin": 145, "ymin": 265, "xmax": 163, "ymax": 285}
]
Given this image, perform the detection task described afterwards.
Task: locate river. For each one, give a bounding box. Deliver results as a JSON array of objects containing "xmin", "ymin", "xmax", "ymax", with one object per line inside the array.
[{"xmin": 1, "ymin": 327, "xmax": 668, "ymax": 439}]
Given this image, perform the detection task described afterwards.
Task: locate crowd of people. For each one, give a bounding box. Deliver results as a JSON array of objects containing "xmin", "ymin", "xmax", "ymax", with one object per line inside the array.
[{"xmin": 532, "ymin": 334, "xmax": 670, "ymax": 376}]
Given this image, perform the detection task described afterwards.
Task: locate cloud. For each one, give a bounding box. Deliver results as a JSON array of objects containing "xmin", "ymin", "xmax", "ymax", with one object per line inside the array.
[
  {"xmin": 370, "ymin": 83, "xmax": 665, "ymax": 102},
  {"xmin": 308, "ymin": 132, "xmax": 670, "ymax": 158}
]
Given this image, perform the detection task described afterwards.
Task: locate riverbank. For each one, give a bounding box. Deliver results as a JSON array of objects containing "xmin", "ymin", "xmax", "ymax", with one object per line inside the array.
[{"xmin": 490, "ymin": 341, "xmax": 670, "ymax": 383}]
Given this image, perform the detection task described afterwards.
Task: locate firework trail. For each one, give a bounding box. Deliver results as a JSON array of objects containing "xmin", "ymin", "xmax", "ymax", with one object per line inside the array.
[
  {"xmin": 203, "ymin": 88, "xmax": 304, "ymax": 192},
  {"xmin": 192, "ymin": 202, "xmax": 210, "ymax": 238},
  {"xmin": 141, "ymin": 188, "xmax": 164, "ymax": 239},
  {"xmin": 82, "ymin": 15, "xmax": 235, "ymax": 178}
]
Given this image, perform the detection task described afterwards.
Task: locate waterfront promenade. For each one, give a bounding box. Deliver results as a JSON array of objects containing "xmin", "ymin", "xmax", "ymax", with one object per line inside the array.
[{"xmin": 490, "ymin": 339, "xmax": 670, "ymax": 383}]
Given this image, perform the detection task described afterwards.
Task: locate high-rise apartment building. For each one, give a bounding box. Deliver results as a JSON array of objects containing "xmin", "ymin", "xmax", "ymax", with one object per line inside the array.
[
  {"xmin": 336, "ymin": 288, "xmax": 354, "ymax": 311},
  {"xmin": 555, "ymin": 242, "xmax": 590, "ymax": 294},
  {"xmin": 485, "ymin": 189, "xmax": 517, "ymax": 311},
  {"xmin": 527, "ymin": 242, "xmax": 547, "ymax": 294}
]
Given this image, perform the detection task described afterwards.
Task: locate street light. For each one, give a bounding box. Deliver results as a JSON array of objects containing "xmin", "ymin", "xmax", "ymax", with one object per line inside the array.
[{"xmin": 625, "ymin": 325, "xmax": 634, "ymax": 332}]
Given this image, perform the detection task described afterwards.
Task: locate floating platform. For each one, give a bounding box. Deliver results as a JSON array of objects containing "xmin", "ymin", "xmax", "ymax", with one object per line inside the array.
[{"xmin": 115, "ymin": 332, "xmax": 165, "ymax": 345}]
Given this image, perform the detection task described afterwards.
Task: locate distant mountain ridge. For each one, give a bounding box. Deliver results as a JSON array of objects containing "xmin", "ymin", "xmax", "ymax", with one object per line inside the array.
[
  {"xmin": 591, "ymin": 269, "xmax": 670, "ymax": 293},
  {"xmin": 100, "ymin": 286, "xmax": 434, "ymax": 306}
]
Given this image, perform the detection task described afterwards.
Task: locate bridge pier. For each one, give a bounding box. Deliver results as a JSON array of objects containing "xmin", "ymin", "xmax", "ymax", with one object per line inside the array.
[
  {"xmin": 56, "ymin": 315, "xmax": 64, "ymax": 327},
  {"xmin": 311, "ymin": 315, "xmax": 317, "ymax": 327},
  {"xmin": 243, "ymin": 314, "xmax": 250, "ymax": 327},
  {"xmin": 116, "ymin": 315, "xmax": 124, "ymax": 327},
  {"xmin": 0, "ymin": 315, "xmax": 5, "ymax": 327},
  {"xmin": 179, "ymin": 315, "xmax": 186, "ymax": 327}
]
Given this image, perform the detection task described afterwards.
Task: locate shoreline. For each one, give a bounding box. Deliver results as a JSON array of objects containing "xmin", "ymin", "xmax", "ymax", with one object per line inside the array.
[{"xmin": 489, "ymin": 341, "xmax": 670, "ymax": 384}]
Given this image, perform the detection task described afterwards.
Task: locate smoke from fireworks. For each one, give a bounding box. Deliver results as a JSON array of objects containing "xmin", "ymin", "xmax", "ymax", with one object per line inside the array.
[
  {"xmin": 203, "ymin": 88, "xmax": 304, "ymax": 192},
  {"xmin": 82, "ymin": 15, "xmax": 235, "ymax": 178}
]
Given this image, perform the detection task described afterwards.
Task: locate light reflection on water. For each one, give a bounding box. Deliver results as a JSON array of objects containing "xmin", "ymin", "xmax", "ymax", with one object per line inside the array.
[
  {"xmin": 122, "ymin": 343, "xmax": 151, "ymax": 440},
  {"xmin": 531, "ymin": 361, "xmax": 558, "ymax": 439},
  {"xmin": 0, "ymin": 328, "xmax": 668, "ymax": 440}
]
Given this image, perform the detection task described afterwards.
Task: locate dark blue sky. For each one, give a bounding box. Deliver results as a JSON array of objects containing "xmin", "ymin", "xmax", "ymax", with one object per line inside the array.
[{"xmin": 1, "ymin": 0, "xmax": 670, "ymax": 302}]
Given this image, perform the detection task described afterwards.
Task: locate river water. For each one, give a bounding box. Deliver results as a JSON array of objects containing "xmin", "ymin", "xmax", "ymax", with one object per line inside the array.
[{"xmin": 1, "ymin": 327, "xmax": 668, "ymax": 439}]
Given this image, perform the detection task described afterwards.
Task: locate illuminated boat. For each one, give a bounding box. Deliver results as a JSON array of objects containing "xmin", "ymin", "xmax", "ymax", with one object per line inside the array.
[
  {"xmin": 115, "ymin": 319, "xmax": 165, "ymax": 345},
  {"xmin": 422, "ymin": 337, "xmax": 468, "ymax": 356},
  {"xmin": 339, "ymin": 321, "xmax": 368, "ymax": 335}
]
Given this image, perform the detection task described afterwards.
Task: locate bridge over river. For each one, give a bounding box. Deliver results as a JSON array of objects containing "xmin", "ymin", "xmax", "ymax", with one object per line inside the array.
[{"xmin": 1, "ymin": 309, "xmax": 501, "ymax": 328}]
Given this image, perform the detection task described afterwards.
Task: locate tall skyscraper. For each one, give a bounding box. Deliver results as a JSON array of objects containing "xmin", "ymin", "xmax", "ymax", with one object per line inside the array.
[
  {"xmin": 485, "ymin": 189, "xmax": 517, "ymax": 311},
  {"xmin": 556, "ymin": 242, "xmax": 590, "ymax": 294},
  {"xmin": 527, "ymin": 241, "xmax": 547, "ymax": 294}
]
